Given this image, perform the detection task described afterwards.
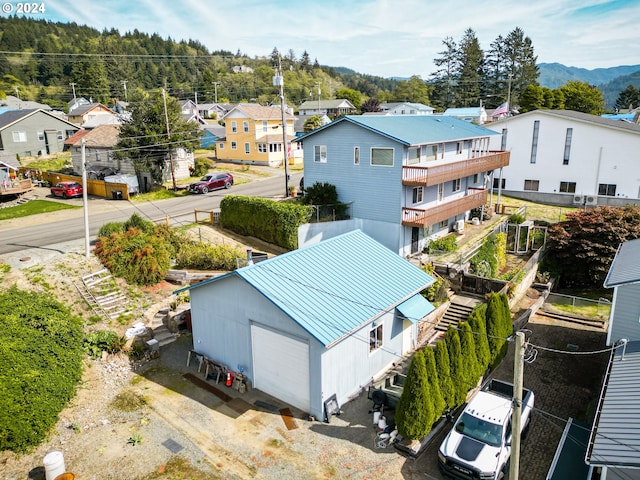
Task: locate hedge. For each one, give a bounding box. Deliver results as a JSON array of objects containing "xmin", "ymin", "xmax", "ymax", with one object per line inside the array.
[
  {"xmin": 220, "ymin": 196, "xmax": 313, "ymax": 250},
  {"xmin": 0, "ymin": 286, "xmax": 84, "ymax": 452}
]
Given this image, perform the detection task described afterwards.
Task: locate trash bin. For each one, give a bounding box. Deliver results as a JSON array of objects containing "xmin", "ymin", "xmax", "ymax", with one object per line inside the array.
[{"xmin": 112, "ymin": 190, "xmax": 123, "ymax": 200}]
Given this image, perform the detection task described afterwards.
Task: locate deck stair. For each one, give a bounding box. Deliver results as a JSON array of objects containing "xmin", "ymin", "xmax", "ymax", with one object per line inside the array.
[{"xmin": 435, "ymin": 300, "xmax": 475, "ymax": 333}]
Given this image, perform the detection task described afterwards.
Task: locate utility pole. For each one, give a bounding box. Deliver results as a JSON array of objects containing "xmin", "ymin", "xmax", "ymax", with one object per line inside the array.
[
  {"xmin": 213, "ymin": 82, "xmax": 220, "ymax": 103},
  {"xmin": 162, "ymin": 88, "xmax": 177, "ymax": 191},
  {"xmin": 81, "ymin": 139, "xmax": 90, "ymax": 259},
  {"xmin": 121, "ymin": 80, "xmax": 128, "ymax": 102},
  {"xmin": 273, "ymin": 57, "xmax": 289, "ymax": 197},
  {"xmin": 69, "ymin": 82, "xmax": 77, "ymax": 101},
  {"xmin": 509, "ymin": 331, "xmax": 525, "ymax": 480}
]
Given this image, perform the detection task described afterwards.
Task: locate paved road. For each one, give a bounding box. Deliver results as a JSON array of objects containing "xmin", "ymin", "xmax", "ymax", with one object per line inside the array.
[{"xmin": 0, "ymin": 171, "xmax": 302, "ymax": 267}]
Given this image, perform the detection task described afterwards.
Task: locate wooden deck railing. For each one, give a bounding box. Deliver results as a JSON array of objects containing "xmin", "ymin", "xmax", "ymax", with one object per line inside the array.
[
  {"xmin": 0, "ymin": 178, "xmax": 34, "ymax": 196},
  {"xmin": 402, "ymin": 151, "xmax": 510, "ymax": 187},
  {"xmin": 402, "ymin": 189, "xmax": 488, "ymax": 227}
]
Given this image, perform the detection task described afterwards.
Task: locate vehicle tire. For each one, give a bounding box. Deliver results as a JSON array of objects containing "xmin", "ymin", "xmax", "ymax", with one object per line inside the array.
[
  {"xmin": 62, "ymin": 192, "xmax": 68, "ymax": 199},
  {"xmin": 225, "ymin": 181, "xmax": 232, "ymax": 189},
  {"xmin": 201, "ymin": 186, "xmax": 208, "ymax": 194}
]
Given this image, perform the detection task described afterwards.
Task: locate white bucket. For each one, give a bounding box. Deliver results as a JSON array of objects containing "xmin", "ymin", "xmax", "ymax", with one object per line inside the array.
[
  {"xmin": 378, "ymin": 416, "xmax": 387, "ymax": 431},
  {"xmin": 373, "ymin": 411, "xmax": 381, "ymax": 425},
  {"xmin": 43, "ymin": 451, "xmax": 65, "ymax": 480}
]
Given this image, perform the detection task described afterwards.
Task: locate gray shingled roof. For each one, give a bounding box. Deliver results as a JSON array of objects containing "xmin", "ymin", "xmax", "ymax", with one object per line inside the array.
[
  {"xmin": 588, "ymin": 340, "xmax": 640, "ymax": 468},
  {"xmin": 603, "ymin": 239, "xmax": 640, "ymax": 287}
]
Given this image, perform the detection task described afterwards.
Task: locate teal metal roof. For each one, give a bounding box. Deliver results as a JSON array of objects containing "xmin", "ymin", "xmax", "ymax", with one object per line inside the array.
[
  {"xmin": 397, "ymin": 294, "xmax": 435, "ymax": 323},
  {"xmin": 443, "ymin": 107, "xmax": 484, "ymax": 117},
  {"xmin": 294, "ymin": 114, "xmax": 498, "ymax": 146},
  {"xmin": 185, "ymin": 230, "xmax": 434, "ymax": 346}
]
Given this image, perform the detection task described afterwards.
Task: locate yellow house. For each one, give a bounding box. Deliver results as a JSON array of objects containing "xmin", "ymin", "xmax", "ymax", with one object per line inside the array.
[{"xmin": 218, "ymin": 104, "xmax": 302, "ymax": 166}]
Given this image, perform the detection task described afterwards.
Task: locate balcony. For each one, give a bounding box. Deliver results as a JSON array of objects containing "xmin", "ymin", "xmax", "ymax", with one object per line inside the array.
[
  {"xmin": 402, "ymin": 151, "xmax": 510, "ymax": 187},
  {"xmin": 402, "ymin": 188, "xmax": 488, "ymax": 228}
]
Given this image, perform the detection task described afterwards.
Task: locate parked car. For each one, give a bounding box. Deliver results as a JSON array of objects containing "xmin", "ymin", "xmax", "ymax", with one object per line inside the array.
[
  {"xmin": 50, "ymin": 181, "xmax": 83, "ymax": 198},
  {"xmin": 188, "ymin": 173, "xmax": 233, "ymax": 194}
]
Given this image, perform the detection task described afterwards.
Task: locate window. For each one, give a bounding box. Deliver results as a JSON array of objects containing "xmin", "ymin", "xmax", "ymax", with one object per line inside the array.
[
  {"xmin": 412, "ymin": 187, "xmax": 423, "ymax": 204},
  {"xmin": 12, "ymin": 131, "xmax": 27, "ymax": 142},
  {"xmin": 530, "ymin": 120, "xmax": 540, "ymax": 163},
  {"xmin": 598, "ymin": 184, "xmax": 617, "ymax": 196},
  {"xmin": 563, "ymin": 128, "xmax": 573, "ymax": 165},
  {"xmin": 270, "ymin": 143, "xmax": 282, "ymax": 153},
  {"xmin": 438, "ymin": 219, "xmax": 448, "ymax": 229},
  {"xmin": 231, "ymin": 121, "xmax": 237, "ymax": 133},
  {"xmin": 452, "ymin": 178, "xmax": 461, "ymax": 192},
  {"xmin": 37, "ymin": 132, "xmax": 45, "ymax": 141},
  {"xmin": 244, "ymin": 142, "xmax": 250, "ymax": 154},
  {"xmin": 425, "ymin": 144, "xmax": 438, "ymax": 161},
  {"xmin": 371, "ymin": 147, "xmax": 393, "ymax": 166},
  {"xmin": 473, "ymin": 174, "xmax": 479, "ymax": 184},
  {"xmin": 314, "ymin": 145, "xmax": 327, "ymax": 163},
  {"xmin": 437, "ymin": 183, "xmax": 444, "ymax": 201},
  {"xmin": 219, "ymin": 143, "xmax": 224, "ymax": 149},
  {"xmin": 95, "ymin": 151, "xmax": 101, "ymax": 161},
  {"xmin": 231, "ymin": 141, "xmax": 237, "ymax": 150},
  {"xmin": 493, "ymin": 178, "xmax": 506, "ymax": 189},
  {"xmin": 243, "ymin": 121, "xmax": 249, "ymax": 133},
  {"xmin": 501, "ymin": 128, "xmax": 508, "ymax": 151},
  {"xmin": 258, "ymin": 143, "xmax": 267, "ymax": 153},
  {"xmin": 524, "ymin": 179, "xmax": 539, "ymax": 191},
  {"xmin": 57, "ymin": 131, "xmax": 63, "ymax": 140},
  {"xmin": 262, "ymin": 121, "xmax": 268, "ymax": 133},
  {"xmin": 369, "ymin": 324, "xmax": 383, "ymax": 352},
  {"xmin": 407, "ymin": 147, "xmax": 420, "ymax": 165},
  {"xmin": 457, "ymin": 142, "xmax": 463, "ymax": 154},
  {"xmin": 559, "ymin": 181, "xmax": 576, "ymax": 193},
  {"xmin": 354, "ymin": 146, "xmax": 360, "ymax": 165}
]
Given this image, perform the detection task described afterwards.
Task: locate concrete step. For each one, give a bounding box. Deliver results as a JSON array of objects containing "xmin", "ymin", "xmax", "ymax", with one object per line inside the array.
[{"xmin": 153, "ymin": 325, "xmax": 176, "ymax": 347}]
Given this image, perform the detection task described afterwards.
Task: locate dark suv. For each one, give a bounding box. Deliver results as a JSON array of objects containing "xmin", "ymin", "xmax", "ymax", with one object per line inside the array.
[{"xmin": 188, "ymin": 172, "xmax": 234, "ymax": 194}]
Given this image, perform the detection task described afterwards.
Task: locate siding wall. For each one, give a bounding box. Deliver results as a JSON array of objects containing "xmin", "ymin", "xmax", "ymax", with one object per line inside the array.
[
  {"xmin": 0, "ymin": 113, "xmax": 77, "ymax": 157},
  {"xmin": 487, "ymin": 114, "xmax": 640, "ymax": 201},
  {"xmin": 608, "ymin": 284, "xmax": 640, "ymax": 346}
]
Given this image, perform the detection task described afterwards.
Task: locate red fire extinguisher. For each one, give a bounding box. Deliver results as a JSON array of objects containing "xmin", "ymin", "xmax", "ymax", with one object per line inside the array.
[{"xmin": 225, "ymin": 371, "xmax": 233, "ymax": 387}]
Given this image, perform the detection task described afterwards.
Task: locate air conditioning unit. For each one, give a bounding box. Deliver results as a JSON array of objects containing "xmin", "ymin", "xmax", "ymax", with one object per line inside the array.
[
  {"xmin": 585, "ymin": 195, "xmax": 598, "ymax": 206},
  {"xmin": 572, "ymin": 195, "xmax": 585, "ymax": 205},
  {"xmin": 453, "ymin": 219, "xmax": 465, "ymax": 232}
]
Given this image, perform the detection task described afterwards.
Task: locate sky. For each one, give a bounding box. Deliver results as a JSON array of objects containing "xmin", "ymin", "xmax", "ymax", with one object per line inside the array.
[{"xmin": 3, "ymin": 0, "xmax": 640, "ymax": 79}]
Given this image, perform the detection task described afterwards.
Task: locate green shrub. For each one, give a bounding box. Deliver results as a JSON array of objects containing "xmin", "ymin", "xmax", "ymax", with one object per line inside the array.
[
  {"xmin": 83, "ymin": 330, "xmax": 126, "ymax": 359},
  {"xmin": 395, "ymin": 349, "xmax": 434, "ymax": 440},
  {"xmin": 420, "ymin": 264, "xmax": 449, "ymax": 303},
  {"xmin": 508, "ymin": 213, "xmax": 526, "ymax": 225},
  {"xmin": 124, "ymin": 213, "xmax": 155, "ymax": 233},
  {"xmin": 192, "ymin": 157, "xmax": 212, "ymax": 177},
  {"xmin": 426, "ymin": 235, "xmax": 458, "ymax": 253},
  {"xmin": 174, "ymin": 241, "xmax": 245, "ymax": 271},
  {"xmin": 445, "ymin": 327, "xmax": 467, "ymax": 406},
  {"xmin": 220, "ymin": 196, "xmax": 312, "ymax": 250},
  {"xmin": 0, "ymin": 286, "xmax": 84, "ymax": 452},
  {"xmin": 301, "ymin": 181, "xmax": 338, "ymax": 205},
  {"xmin": 469, "ymin": 234, "xmax": 499, "ymax": 278},
  {"xmin": 435, "ymin": 340, "xmax": 456, "ymax": 409},
  {"xmin": 97, "ymin": 221, "xmax": 125, "ymax": 238}
]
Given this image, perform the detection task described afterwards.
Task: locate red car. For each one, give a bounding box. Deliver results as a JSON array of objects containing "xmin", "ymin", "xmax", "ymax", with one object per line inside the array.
[
  {"xmin": 188, "ymin": 172, "xmax": 234, "ymax": 194},
  {"xmin": 50, "ymin": 181, "xmax": 83, "ymax": 198}
]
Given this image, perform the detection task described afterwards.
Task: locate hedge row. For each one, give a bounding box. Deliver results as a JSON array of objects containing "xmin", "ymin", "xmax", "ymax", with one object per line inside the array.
[
  {"xmin": 395, "ymin": 292, "xmax": 513, "ymax": 440},
  {"xmin": 0, "ymin": 286, "xmax": 84, "ymax": 452},
  {"xmin": 220, "ymin": 196, "xmax": 313, "ymax": 251}
]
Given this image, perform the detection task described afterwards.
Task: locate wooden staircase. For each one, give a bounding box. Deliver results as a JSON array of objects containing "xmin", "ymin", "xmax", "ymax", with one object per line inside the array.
[
  {"xmin": 435, "ymin": 300, "xmax": 475, "ymax": 333},
  {"xmin": 75, "ymin": 269, "xmax": 130, "ymax": 321}
]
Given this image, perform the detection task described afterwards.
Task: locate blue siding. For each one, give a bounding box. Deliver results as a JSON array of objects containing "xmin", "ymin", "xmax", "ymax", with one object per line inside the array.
[{"xmin": 303, "ymin": 121, "xmax": 404, "ymax": 223}]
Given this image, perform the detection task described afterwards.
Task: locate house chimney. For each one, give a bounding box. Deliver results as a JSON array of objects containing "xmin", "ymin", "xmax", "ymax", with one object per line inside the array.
[{"xmin": 246, "ymin": 248, "xmax": 254, "ymax": 266}]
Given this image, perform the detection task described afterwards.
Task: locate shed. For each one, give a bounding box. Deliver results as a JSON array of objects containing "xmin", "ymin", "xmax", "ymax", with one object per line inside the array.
[{"xmin": 180, "ymin": 230, "xmax": 435, "ymax": 420}]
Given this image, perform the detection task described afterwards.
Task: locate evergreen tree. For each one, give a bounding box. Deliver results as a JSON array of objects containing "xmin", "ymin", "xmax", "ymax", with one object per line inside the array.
[
  {"xmin": 300, "ymin": 50, "xmax": 311, "ymax": 71},
  {"xmin": 486, "ymin": 293, "xmax": 507, "ymax": 363},
  {"xmin": 445, "ymin": 327, "xmax": 467, "ymax": 406},
  {"xmin": 459, "ymin": 322, "xmax": 481, "ymax": 387},
  {"xmin": 435, "ymin": 340, "xmax": 456, "ymax": 409},
  {"xmin": 424, "ymin": 345, "xmax": 446, "ymax": 419},
  {"xmin": 519, "ymin": 84, "xmax": 545, "ymax": 112},
  {"xmin": 615, "ymin": 85, "xmax": 640, "ymax": 110},
  {"xmin": 395, "ymin": 349, "xmax": 434, "ymax": 440},
  {"xmin": 484, "ymin": 35, "xmax": 508, "ymax": 106},
  {"xmin": 453, "ymin": 28, "xmax": 484, "ymax": 107},
  {"xmin": 468, "ymin": 304, "xmax": 490, "ymax": 373},
  {"xmin": 392, "ymin": 75, "xmax": 431, "ymax": 105},
  {"xmin": 70, "ymin": 57, "xmax": 111, "ymax": 104},
  {"xmin": 504, "ymin": 27, "xmax": 539, "ymax": 107},
  {"xmin": 431, "ymin": 36, "xmax": 457, "ymax": 109},
  {"xmin": 560, "ymin": 80, "xmax": 605, "ymax": 115},
  {"xmin": 270, "ymin": 47, "xmax": 280, "ymax": 68}
]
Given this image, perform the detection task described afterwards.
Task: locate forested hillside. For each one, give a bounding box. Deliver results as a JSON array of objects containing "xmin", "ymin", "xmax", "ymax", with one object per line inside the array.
[{"xmin": 0, "ymin": 16, "xmax": 398, "ymax": 111}]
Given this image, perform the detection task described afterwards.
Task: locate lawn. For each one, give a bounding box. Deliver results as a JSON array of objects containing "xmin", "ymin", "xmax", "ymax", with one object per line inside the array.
[
  {"xmin": 0, "ymin": 199, "xmax": 79, "ymax": 221},
  {"xmin": 491, "ymin": 193, "xmax": 579, "ymax": 224}
]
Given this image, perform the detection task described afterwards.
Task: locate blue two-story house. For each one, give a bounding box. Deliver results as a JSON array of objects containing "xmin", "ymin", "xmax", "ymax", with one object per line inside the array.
[{"xmin": 295, "ymin": 115, "xmax": 509, "ymax": 256}]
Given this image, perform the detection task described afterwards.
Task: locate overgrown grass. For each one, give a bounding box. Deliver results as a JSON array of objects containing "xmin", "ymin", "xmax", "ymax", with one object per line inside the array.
[
  {"xmin": 22, "ymin": 153, "xmax": 72, "ymax": 172},
  {"xmin": 0, "ymin": 199, "xmax": 79, "ymax": 220},
  {"xmin": 491, "ymin": 194, "xmax": 578, "ymax": 224},
  {"xmin": 110, "ymin": 390, "xmax": 148, "ymax": 412},
  {"xmin": 137, "ymin": 456, "xmax": 222, "ymax": 480},
  {"xmin": 549, "ymin": 302, "xmax": 611, "ymax": 320},
  {"xmin": 130, "ymin": 189, "xmax": 189, "ymax": 202}
]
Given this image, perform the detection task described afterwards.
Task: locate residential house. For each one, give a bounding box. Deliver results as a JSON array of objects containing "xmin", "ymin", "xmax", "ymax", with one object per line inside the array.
[
  {"xmin": 197, "ymin": 103, "xmax": 233, "ymax": 120},
  {"xmin": 69, "ymin": 124, "xmax": 194, "ymax": 191},
  {"xmin": 0, "ymin": 109, "xmax": 79, "ymax": 162},
  {"xmin": 180, "ymin": 100, "xmax": 206, "ymax": 125},
  {"xmin": 180, "ymin": 230, "xmax": 435, "ymax": 421},
  {"xmin": 67, "ymin": 103, "xmax": 118, "ymax": 128},
  {"xmin": 582, "ymin": 238, "xmax": 640, "ymax": 479},
  {"xmin": 201, "ymin": 125, "xmax": 225, "ymax": 149},
  {"xmin": 297, "ymin": 99, "xmax": 357, "ymax": 118},
  {"xmin": 232, "ymin": 65, "xmax": 254, "ymax": 73},
  {"xmin": 380, "ymin": 102, "xmax": 435, "ymax": 115},
  {"xmin": 218, "ymin": 103, "xmax": 301, "ymax": 166},
  {"xmin": 67, "ymin": 97, "xmax": 90, "ymax": 114},
  {"xmin": 486, "ymin": 110, "xmax": 640, "ymax": 207},
  {"xmin": 0, "ymin": 95, "xmax": 52, "ymax": 114},
  {"xmin": 294, "ymin": 115, "xmax": 508, "ymax": 256},
  {"xmin": 442, "ymin": 107, "xmax": 488, "ymax": 124}
]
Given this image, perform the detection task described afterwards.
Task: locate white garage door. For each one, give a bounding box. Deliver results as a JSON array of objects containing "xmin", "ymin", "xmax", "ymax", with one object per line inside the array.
[{"xmin": 251, "ymin": 324, "xmax": 310, "ymax": 412}]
